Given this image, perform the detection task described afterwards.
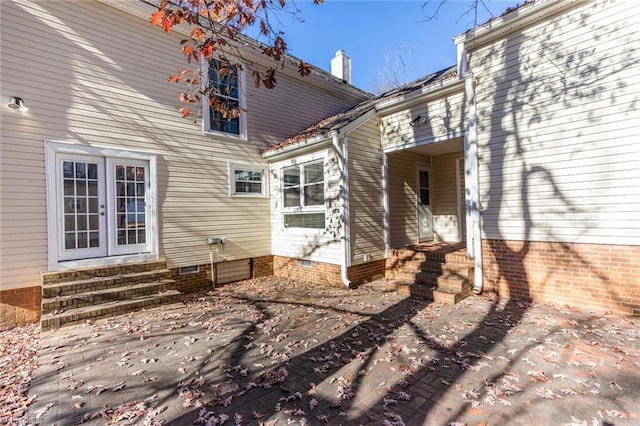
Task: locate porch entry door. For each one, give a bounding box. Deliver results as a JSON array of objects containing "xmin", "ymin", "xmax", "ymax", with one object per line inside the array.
[
  {"xmin": 56, "ymin": 154, "xmax": 150, "ymax": 261},
  {"xmin": 416, "ymin": 165, "xmax": 434, "ymax": 242}
]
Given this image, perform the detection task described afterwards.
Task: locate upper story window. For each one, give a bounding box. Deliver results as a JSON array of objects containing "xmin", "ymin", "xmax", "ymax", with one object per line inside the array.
[
  {"xmin": 203, "ymin": 59, "xmax": 246, "ymax": 138},
  {"xmin": 282, "ymin": 160, "xmax": 325, "ymax": 228},
  {"xmin": 229, "ymin": 162, "xmax": 266, "ymax": 197}
]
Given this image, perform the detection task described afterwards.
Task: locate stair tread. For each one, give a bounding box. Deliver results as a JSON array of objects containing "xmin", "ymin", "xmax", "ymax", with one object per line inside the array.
[
  {"xmin": 42, "ymin": 280, "xmax": 176, "ymax": 303},
  {"xmin": 42, "ymin": 269, "xmax": 171, "ymax": 289},
  {"xmin": 40, "ymin": 290, "xmax": 182, "ymax": 321}
]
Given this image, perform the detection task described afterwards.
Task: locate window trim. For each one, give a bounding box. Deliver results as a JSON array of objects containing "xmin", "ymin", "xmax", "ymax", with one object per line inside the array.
[
  {"xmin": 202, "ymin": 58, "xmax": 247, "ymax": 140},
  {"xmin": 280, "ymin": 154, "xmax": 327, "ymax": 230},
  {"xmin": 228, "ymin": 161, "xmax": 267, "ymax": 197}
]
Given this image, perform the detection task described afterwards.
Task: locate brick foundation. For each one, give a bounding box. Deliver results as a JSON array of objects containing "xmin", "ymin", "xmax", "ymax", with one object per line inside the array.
[
  {"xmin": 272, "ymin": 256, "xmax": 384, "ymax": 288},
  {"xmin": 171, "ymin": 256, "xmax": 275, "ymax": 292},
  {"xmin": 273, "ymin": 256, "xmax": 343, "ymax": 287},
  {"xmin": 348, "ymin": 259, "xmax": 386, "ymax": 285},
  {"xmin": 171, "ymin": 264, "xmax": 213, "ymax": 293},
  {"xmin": 482, "ymin": 240, "xmax": 640, "ymax": 315},
  {"xmin": 253, "ymin": 255, "xmax": 274, "ymax": 278},
  {"xmin": 0, "ymin": 286, "xmax": 41, "ymax": 330}
]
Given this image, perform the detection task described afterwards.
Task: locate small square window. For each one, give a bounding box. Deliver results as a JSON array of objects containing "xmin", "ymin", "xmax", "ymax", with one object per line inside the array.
[{"xmin": 229, "ymin": 162, "xmax": 266, "ymax": 196}]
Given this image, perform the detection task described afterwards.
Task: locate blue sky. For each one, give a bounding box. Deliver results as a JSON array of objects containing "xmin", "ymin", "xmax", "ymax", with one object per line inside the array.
[{"xmin": 264, "ymin": 0, "xmax": 521, "ymax": 91}]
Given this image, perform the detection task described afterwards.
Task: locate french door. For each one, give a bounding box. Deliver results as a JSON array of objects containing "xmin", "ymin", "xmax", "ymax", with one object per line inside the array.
[{"xmin": 56, "ymin": 154, "xmax": 150, "ymax": 261}]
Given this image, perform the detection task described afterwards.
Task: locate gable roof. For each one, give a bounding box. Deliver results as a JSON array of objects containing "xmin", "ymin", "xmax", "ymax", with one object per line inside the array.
[{"xmin": 262, "ymin": 65, "xmax": 458, "ymax": 155}]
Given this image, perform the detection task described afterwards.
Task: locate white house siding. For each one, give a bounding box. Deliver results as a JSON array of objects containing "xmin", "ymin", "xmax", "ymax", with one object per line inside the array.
[
  {"xmin": 387, "ymin": 151, "xmax": 431, "ymax": 248},
  {"xmin": 269, "ymin": 148, "xmax": 343, "ymax": 264},
  {"xmin": 347, "ymin": 119, "xmax": 386, "ymax": 264},
  {"xmin": 431, "ymin": 151, "xmax": 464, "ymax": 242},
  {"xmin": 0, "ymin": 0, "xmax": 367, "ymax": 292},
  {"xmin": 471, "ymin": 0, "xmax": 640, "ymax": 245},
  {"xmin": 380, "ymin": 90, "xmax": 465, "ymax": 152}
]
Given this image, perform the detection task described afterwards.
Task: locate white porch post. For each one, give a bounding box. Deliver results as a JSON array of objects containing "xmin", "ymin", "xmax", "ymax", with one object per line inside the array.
[{"xmin": 463, "ymin": 73, "xmax": 484, "ymax": 294}]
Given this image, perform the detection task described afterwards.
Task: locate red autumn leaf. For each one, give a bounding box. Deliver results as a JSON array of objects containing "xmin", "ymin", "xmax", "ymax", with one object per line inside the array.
[
  {"xmin": 190, "ymin": 27, "xmax": 204, "ymax": 40},
  {"xmin": 200, "ymin": 44, "xmax": 214, "ymax": 60},
  {"xmin": 161, "ymin": 15, "xmax": 173, "ymax": 32},
  {"xmin": 179, "ymin": 107, "xmax": 190, "ymax": 118},
  {"xmin": 150, "ymin": 10, "xmax": 164, "ymax": 26}
]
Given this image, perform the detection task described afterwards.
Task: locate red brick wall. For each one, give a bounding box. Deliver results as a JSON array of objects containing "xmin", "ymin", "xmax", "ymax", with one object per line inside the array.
[
  {"xmin": 482, "ymin": 240, "xmax": 640, "ymax": 315},
  {"xmin": 253, "ymin": 256, "xmax": 274, "ymax": 278},
  {"xmin": 273, "ymin": 256, "xmax": 344, "ymax": 287},
  {"xmin": 348, "ymin": 259, "xmax": 386, "ymax": 285},
  {"xmin": 272, "ymin": 256, "xmax": 384, "ymax": 288},
  {"xmin": 0, "ymin": 286, "xmax": 41, "ymax": 330}
]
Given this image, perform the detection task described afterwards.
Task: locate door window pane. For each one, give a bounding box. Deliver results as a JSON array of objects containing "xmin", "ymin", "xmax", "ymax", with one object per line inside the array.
[
  {"xmin": 75, "ymin": 162, "xmax": 86, "ymax": 179},
  {"xmin": 89, "ymin": 232, "xmax": 100, "ymax": 248},
  {"xmin": 114, "ymin": 162, "xmax": 146, "ymax": 246}
]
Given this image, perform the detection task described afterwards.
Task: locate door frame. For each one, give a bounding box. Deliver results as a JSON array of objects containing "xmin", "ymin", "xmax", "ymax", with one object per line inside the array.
[
  {"xmin": 45, "ymin": 140, "xmax": 158, "ymax": 270},
  {"xmin": 415, "ymin": 162, "xmax": 434, "ymax": 242}
]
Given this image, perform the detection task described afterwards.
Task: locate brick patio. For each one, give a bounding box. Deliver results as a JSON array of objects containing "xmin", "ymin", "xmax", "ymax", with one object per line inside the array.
[{"xmin": 25, "ymin": 277, "xmax": 639, "ymax": 425}]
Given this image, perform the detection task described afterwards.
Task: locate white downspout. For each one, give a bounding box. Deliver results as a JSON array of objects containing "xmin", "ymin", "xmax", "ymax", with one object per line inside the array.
[
  {"xmin": 382, "ymin": 152, "xmax": 390, "ymax": 257},
  {"xmin": 332, "ymin": 131, "xmax": 352, "ymax": 288},
  {"xmin": 464, "ymin": 71, "xmax": 484, "ymax": 294}
]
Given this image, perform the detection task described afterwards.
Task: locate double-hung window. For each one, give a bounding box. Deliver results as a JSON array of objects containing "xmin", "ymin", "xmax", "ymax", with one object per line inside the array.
[
  {"xmin": 282, "ymin": 160, "xmax": 326, "ymax": 229},
  {"xmin": 229, "ymin": 162, "xmax": 266, "ymax": 196},
  {"xmin": 204, "ymin": 59, "xmax": 246, "ymax": 138}
]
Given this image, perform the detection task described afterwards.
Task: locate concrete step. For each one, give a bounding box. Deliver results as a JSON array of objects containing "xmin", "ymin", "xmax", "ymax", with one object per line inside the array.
[
  {"xmin": 42, "ymin": 279, "xmax": 177, "ymax": 313},
  {"xmin": 41, "ymin": 260, "xmax": 169, "ymax": 285},
  {"xmin": 40, "ymin": 290, "xmax": 182, "ymax": 331},
  {"xmin": 42, "ymin": 270, "xmax": 172, "ymax": 298}
]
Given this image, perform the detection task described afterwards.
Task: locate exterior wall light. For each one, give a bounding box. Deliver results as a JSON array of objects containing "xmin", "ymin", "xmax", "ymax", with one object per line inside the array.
[
  {"xmin": 409, "ymin": 114, "xmax": 426, "ymax": 127},
  {"xmin": 8, "ymin": 97, "xmax": 28, "ymax": 112}
]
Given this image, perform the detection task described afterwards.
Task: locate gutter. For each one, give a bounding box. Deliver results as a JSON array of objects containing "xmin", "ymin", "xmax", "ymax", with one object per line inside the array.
[
  {"xmin": 375, "ymin": 76, "xmax": 464, "ymax": 113},
  {"xmin": 262, "ymin": 133, "xmax": 332, "ymax": 160},
  {"xmin": 453, "ymin": 0, "xmax": 590, "ymax": 50}
]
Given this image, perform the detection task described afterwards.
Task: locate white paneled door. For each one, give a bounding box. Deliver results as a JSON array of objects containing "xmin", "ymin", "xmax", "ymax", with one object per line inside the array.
[
  {"xmin": 55, "ymin": 154, "xmax": 150, "ymax": 261},
  {"xmin": 416, "ymin": 165, "xmax": 434, "ymax": 242}
]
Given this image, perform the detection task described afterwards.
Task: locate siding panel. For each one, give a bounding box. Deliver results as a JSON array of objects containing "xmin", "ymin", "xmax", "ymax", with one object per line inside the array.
[
  {"xmin": 381, "ymin": 91, "xmax": 466, "ymax": 151},
  {"xmin": 470, "ymin": 0, "xmax": 640, "ymax": 245},
  {"xmin": 348, "ymin": 120, "xmax": 385, "ymax": 263}
]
